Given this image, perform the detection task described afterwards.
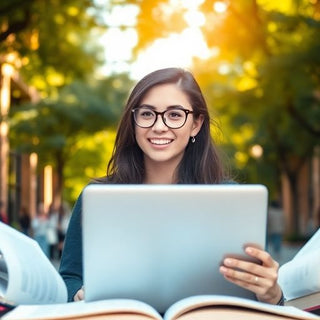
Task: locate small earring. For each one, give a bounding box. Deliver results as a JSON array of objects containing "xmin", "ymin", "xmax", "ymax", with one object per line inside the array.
[{"xmin": 191, "ymin": 136, "xmax": 195, "ymax": 143}]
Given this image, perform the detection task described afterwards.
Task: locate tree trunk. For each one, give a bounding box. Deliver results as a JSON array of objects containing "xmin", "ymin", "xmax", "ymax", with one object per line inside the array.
[{"xmin": 286, "ymin": 172, "xmax": 300, "ymax": 235}]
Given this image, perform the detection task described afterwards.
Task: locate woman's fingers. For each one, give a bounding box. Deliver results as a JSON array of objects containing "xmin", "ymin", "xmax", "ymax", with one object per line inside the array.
[
  {"xmin": 219, "ymin": 246, "xmax": 282, "ymax": 304},
  {"xmin": 74, "ymin": 287, "xmax": 85, "ymax": 301},
  {"xmin": 245, "ymin": 246, "xmax": 278, "ymax": 269}
]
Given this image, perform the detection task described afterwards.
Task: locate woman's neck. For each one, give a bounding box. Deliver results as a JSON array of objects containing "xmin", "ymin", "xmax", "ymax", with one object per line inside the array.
[{"xmin": 144, "ymin": 160, "xmax": 179, "ymax": 184}]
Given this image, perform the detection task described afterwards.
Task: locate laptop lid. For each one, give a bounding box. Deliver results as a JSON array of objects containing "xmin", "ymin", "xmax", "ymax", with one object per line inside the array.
[{"xmin": 82, "ymin": 184, "xmax": 268, "ymax": 313}]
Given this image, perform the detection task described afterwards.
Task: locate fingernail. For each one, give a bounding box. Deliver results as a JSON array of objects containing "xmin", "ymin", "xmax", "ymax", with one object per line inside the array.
[
  {"xmin": 224, "ymin": 258, "xmax": 233, "ymax": 266},
  {"xmin": 220, "ymin": 266, "xmax": 227, "ymax": 273},
  {"xmin": 246, "ymin": 247, "xmax": 253, "ymax": 254}
]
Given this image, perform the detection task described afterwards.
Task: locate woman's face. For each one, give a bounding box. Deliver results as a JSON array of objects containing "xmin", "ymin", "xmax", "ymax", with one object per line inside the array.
[{"xmin": 134, "ymin": 83, "xmax": 203, "ymax": 168}]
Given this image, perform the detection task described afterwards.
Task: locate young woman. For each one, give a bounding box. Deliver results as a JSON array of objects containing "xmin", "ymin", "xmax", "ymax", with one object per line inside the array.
[{"xmin": 59, "ymin": 67, "xmax": 283, "ymax": 305}]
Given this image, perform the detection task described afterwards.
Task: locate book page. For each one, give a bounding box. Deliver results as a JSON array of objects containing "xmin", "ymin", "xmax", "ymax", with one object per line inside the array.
[
  {"xmin": 279, "ymin": 249, "xmax": 320, "ymax": 300},
  {"xmin": 0, "ymin": 250, "xmax": 8, "ymax": 298},
  {"xmin": 163, "ymin": 295, "xmax": 320, "ymax": 320},
  {"xmin": 174, "ymin": 307, "xmax": 313, "ymax": 320},
  {"xmin": 3, "ymin": 299, "xmax": 162, "ymax": 320},
  {"xmin": 0, "ymin": 222, "xmax": 67, "ymax": 305}
]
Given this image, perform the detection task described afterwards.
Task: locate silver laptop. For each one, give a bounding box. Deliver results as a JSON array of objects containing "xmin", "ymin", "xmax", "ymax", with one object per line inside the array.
[{"xmin": 82, "ymin": 184, "xmax": 268, "ymax": 313}]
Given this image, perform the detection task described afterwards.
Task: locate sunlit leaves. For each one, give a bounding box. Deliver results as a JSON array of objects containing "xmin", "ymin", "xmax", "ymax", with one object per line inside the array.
[
  {"xmin": 134, "ymin": 0, "xmax": 187, "ymax": 52},
  {"xmin": 9, "ymin": 74, "xmax": 133, "ymax": 203},
  {"xmin": 64, "ymin": 130, "xmax": 116, "ymax": 201},
  {"xmin": 200, "ymin": 0, "xmax": 270, "ymax": 59},
  {"xmin": 3, "ymin": 0, "xmax": 320, "ymax": 207},
  {"xmin": 0, "ymin": 0, "xmax": 104, "ymax": 97},
  {"xmin": 67, "ymin": 6, "xmax": 80, "ymax": 17}
]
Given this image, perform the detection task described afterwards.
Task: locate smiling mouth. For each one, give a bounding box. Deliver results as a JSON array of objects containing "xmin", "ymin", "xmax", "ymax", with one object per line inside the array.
[{"xmin": 149, "ymin": 138, "xmax": 172, "ymax": 145}]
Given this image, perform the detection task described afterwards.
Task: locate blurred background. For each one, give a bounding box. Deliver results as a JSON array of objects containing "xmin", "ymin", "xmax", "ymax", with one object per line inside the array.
[{"xmin": 0, "ymin": 0, "xmax": 319, "ymax": 246}]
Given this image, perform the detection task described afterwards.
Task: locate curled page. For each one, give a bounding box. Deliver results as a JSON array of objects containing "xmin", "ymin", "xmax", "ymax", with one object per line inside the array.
[
  {"xmin": 0, "ymin": 222, "xmax": 67, "ymax": 305},
  {"xmin": 279, "ymin": 249, "xmax": 320, "ymax": 300}
]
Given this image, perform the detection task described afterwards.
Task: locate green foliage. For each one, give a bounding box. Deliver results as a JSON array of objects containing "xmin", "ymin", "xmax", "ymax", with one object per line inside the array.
[
  {"xmin": 3, "ymin": 0, "xmax": 320, "ymax": 223},
  {"xmin": 9, "ymin": 74, "xmax": 133, "ymax": 203},
  {"xmin": 0, "ymin": 0, "xmax": 105, "ymax": 96},
  {"xmin": 185, "ymin": 2, "xmax": 320, "ymax": 229},
  {"xmin": 63, "ymin": 130, "xmax": 116, "ymax": 203}
]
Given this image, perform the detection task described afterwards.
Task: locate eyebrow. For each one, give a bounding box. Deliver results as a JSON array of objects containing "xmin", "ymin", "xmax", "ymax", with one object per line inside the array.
[{"xmin": 138, "ymin": 104, "xmax": 186, "ymax": 110}]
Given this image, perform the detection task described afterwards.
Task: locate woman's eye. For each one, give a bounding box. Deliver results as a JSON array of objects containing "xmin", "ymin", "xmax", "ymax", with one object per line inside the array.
[
  {"xmin": 168, "ymin": 111, "xmax": 183, "ymax": 119},
  {"xmin": 140, "ymin": 111, "xmax": 154, "ymax": 118}
]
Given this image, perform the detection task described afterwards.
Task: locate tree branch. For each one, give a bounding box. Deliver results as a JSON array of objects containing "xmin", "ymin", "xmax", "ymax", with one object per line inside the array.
[
  {"xmin": 0, "ymin": 6, "xmax": 32, "ymax": 43},
  {"xmin": 228, "ymin": 0, "xmax": 271, "ymax": 56},
  {"xmin": 0, "ymin": 0, "xmax": 27, "ymax": 15},
  {"xmin": 287, "ymin": 99, "xmax": 320, "ymax": 137}
]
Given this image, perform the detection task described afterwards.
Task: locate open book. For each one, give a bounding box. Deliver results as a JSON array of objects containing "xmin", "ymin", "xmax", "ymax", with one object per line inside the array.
[
  {"xmin": 279, "ymin": 228, "xmax": 320, "ymax": 312},
  {"xmin": 2, "ymin": 295, "xmax": 320, "ymax": 320},
  {"xmin": 0, "ymin": 222, "xmax": 319, "ymax": 320}
]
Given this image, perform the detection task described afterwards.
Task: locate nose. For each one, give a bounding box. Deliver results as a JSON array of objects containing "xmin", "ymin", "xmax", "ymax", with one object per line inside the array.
[{"xmin": 152, "ymin": 114, "xmax": 168, "ymax": 131}]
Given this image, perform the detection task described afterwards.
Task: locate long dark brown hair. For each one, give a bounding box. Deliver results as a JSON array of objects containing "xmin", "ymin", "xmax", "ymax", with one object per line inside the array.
[{"xmin": 99, "ymin": 67, "xmax": 226, "ymax": 184}]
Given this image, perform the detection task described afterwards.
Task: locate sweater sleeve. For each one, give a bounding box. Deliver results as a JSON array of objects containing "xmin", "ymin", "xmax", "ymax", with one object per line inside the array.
[{"xmin": 59, "ymin": 193, "xmax": 83, "ymax": 302}]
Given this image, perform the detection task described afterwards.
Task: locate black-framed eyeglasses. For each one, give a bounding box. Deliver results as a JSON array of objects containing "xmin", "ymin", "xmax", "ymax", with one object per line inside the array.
[{"xmin": 132, "ymin": 105, "xmax": 194, "ymax": 129}]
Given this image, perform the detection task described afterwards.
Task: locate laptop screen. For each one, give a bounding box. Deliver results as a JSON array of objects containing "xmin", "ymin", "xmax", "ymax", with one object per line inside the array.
[{"xmin": 82, "ymin": 184, "xmax": 268, "ymax": 313}]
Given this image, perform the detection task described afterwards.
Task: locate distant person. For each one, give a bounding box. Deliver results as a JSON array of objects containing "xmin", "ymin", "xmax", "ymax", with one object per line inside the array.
[
  {"xmin": 267, "ymin": 200, "xmax": 285, "ymax": 257},
  {"xmin": 47, "ymin": 203, "xmax": 59, "ymax": 260},
  {"xmin": 60, "ymin": 67, "xmax": 284, "ymax": 306},
  {"xmin": 19, "ymin": 207, "xmax": 31, "ymax": 236},
  {"xmin": 32, "ymin": 202, "xmax": 49, "ymax": 257},
  {"xmin": 57, "ymin": 203, "xmax": 71, "ymax": 258},
  {"xmin": 0, "ymin": 201, "xmax": 8, "ymax": 224}
]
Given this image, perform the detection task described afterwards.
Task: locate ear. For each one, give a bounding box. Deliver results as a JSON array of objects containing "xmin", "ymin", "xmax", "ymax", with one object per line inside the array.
[{"xmin": 191, "ymin": 114, "xmax": 204, "ymax": 137}]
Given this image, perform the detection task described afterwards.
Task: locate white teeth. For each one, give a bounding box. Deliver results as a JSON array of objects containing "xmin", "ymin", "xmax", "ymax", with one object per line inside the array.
[{"xmin": 150, "ymin": 139, "xmax": 172, "ymax": 145}]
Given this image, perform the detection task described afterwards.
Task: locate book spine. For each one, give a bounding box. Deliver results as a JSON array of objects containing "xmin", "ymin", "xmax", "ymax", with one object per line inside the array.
[{"xmin": 305, "ymin": 305, "xmax": 320, "ymax": 312}]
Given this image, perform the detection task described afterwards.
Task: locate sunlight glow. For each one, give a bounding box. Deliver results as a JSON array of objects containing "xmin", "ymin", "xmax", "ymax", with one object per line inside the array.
[
  {"xmin": 213, "ymin": 1, "xmax": 228, "ymax": 13},
  {"xmin": 103, "ymin": 5, "xmax": 138, "ymax": 27},
  {"xmin": 44, "ymin": 165, "xmax": 53, "ymax": 211},
  {"xmin": 97, "ymin": 5, "xmax": 138, "ymax": 76},
  {"xmin": 184, "ymin": 10, "xmax": 206, "ymax": 27},
  {"xmin": 101, "ymin": 28, "xmax": 137, "ymax": 62},
  {"xmin": 218, "ymin": 63, "xmax": 231, "ymax": 75},
  {"xmin": 172, "ymin": 0, "xmax": 204, "ymax": 9},
  {"xmin": 250, "ymin": 145, "xmax": 264, "ymax": 159},
  {"xmin": 131, "ymin": 27, "xmax": 211, "ymax": 80},
  {"xmin": 98, "ymin": 0, "xmax": 212, "ymax": 79},
  {"xmin": 130, "ymin": 0, "xmax": 211, "ymax": 79}
]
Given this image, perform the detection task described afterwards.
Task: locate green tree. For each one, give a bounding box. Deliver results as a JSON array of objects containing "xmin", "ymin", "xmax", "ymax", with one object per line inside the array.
[
  {"xmin": 1, "ymin": 0, "xmax": 128, "ymax": 205},
  {"xmin": 4, "ymin": 0, "xmax": 320, "ymax": 233},
  {"xmin": 195, "ymin": 0, "xmax": 320, "ymax": 234},
  {"xmin": 0, "ymin": 0, "xmax": 105, "ymax": 96},
  {"xmin": 9, "ymin": 75, "xmax": 133, "ymax": 205}
]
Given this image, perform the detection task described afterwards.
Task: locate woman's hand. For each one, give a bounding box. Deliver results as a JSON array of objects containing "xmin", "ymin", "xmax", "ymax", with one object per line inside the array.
[
  {"xmin": 74, "ymin": 287, "xmax": 85, "ymax": 301},
  {"xmin": 219, "ymin": 246, "xmax": 283, "ymax": 305}
]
